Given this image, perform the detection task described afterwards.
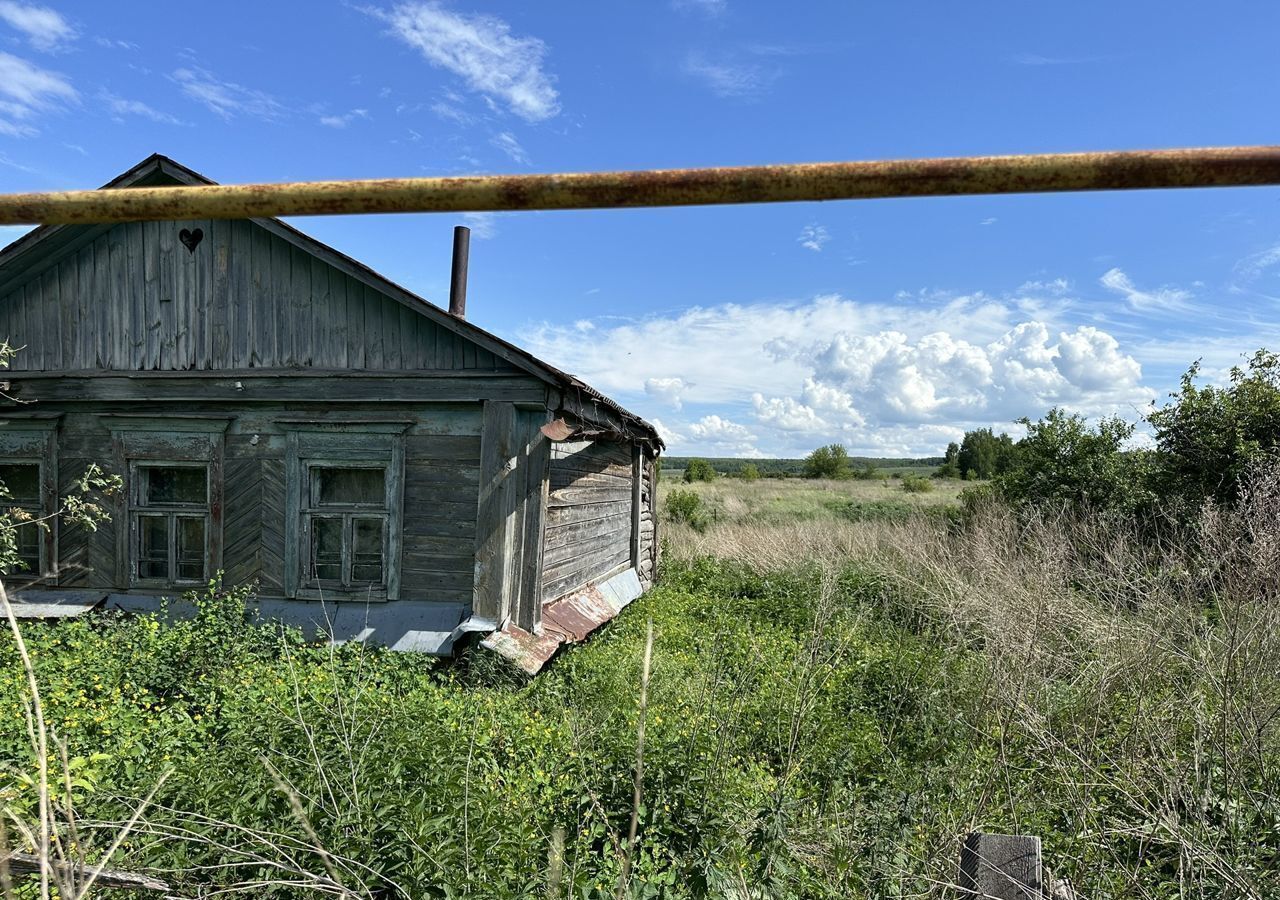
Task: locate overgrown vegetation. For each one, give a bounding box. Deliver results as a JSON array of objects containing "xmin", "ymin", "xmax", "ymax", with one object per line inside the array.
[{"xmin": 4, "ymin": 349, "xmax": 1280, "ymax": 898}]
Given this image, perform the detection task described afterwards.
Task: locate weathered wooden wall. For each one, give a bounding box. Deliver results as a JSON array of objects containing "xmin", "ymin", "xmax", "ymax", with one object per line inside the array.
[
  {"xmin": 44, "ymin": 403, "xmax": 484, "ymax": 607},
  {"xmin": 542, "ymin": 440, "xmax": 636, "ymax": 602},
  {"xmin": 637, "ymin": 454, "xmax": 657, "ymax": 588},
  {"xmin": 0, "ymin": 218, "xmax": 517, "ymax": 373}
]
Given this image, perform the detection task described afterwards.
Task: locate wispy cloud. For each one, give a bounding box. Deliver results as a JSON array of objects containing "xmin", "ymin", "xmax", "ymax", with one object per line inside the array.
[
  {"xmin": 100, "ymin": 90, "xmax": 184, "ymax": 125},
  {"xmin": 93, "ymin": 36, "xmax": 138, "ymax": 51},
  {"xmin": 0, "ymin": 2, "xmax": 75, "ymax": 51},
  {"xmin": 319, "ymin": 108, "xmax": 369, "ymax": 128},
  {"xmin": 0, "ymin": 50, "xmax": 75, "ymax": 136},
  {"xmin": 171, "ymin": 66, "xmax": 284, "ymax": 121},
  {"xmin": 797, "ymin": 224, "xmax": 829, "ymax": 252},
  {"xmin": 1231, "ymin": 242, "xmax": 1280, "ymax": 293},
  {"xmin": 979, "ymin": 217, "xmax": 997, "ymax": 226},
  {"xmin": 1012, "ymin": 52, "xmax": 1102, "ymax": 66},
  {"xmin": 461, "ymin": 211, "xmax": 498, "ymax": 239},
  {"xmin": 1099, "ymin": 267, "xmax": 1193, "ymax": 311},
  {"xmin": 671, "ymin": 0, "xmax": 726, "ymax": 16},
  {"xmin": 373, "ymin": 2, "xmax": 559, "ymax": 122},
  {"xmin": 431, "ymin": 98, "xmax": 474, "ymax": 125},
  {"xmin": 489, "ymin": 130, "xmax": 529, "ymax": 165},
  {"xmin": 683, "ymin": 51, "xmax": 776, "ymax": 98}
]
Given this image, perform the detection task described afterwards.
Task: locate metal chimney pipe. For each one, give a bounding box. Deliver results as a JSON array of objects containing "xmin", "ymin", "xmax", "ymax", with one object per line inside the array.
[{"xmin": 448, "ymin": 225, "xmax": 470, "ymax": 318}]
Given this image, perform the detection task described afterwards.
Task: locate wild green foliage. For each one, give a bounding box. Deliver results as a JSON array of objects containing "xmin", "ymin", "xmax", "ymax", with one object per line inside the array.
[
  {"xmin": 803, "ymin": 443, "xmax": 850, "ymax": 479},
  {"xmin": 682, "ymin": 458, "xmax": 717, "ymax": 483},
  {"xmin": 737, "ymin": 462, "xmax": 760, "ymax": 481},
  {"xmin": 993, "ymin": 409, "xmax": 1156, "ymax": 514},
  {"xmin": 935, "ymin": 442, "xmax": 962, "ymax": 479},
  {"xmin": 983, "ymin": 349, "xmax": 1280, "ymax": 517},
  {"xmin": 956, "ymin": 428, "xmax": 1018, "ymax": 480},
  {"xmin": 1, "ymin": 561, "xmax": 981, "ymax": 899},
  {"xmin": 663, "ymin": 488, "xmax": 710, "ymax": 531},
  {"xmin": 900, "ymin": 473, "xmax": 933, "ymax": 494},
  {"xmin": 1149, "ymin": 349, "xmax": 1280, "ymax": 508}
]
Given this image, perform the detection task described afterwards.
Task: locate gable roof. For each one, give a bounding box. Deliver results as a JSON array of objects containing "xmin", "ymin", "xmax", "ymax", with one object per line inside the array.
[{"xmin": 0, "ymin": 154, "xmax": 660, "ymax": 447}]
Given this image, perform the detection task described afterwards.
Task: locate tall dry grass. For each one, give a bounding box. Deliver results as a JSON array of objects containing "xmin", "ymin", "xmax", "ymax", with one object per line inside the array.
[{"xmin": 661, "ymin": 463, "xmax": 1280, "ymax": 898}]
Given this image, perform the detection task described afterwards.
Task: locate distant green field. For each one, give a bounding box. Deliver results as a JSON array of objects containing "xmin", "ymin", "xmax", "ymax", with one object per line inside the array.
[{"xmin": 663, "ymin": 455, "xmax": 943, "ymax": 479}]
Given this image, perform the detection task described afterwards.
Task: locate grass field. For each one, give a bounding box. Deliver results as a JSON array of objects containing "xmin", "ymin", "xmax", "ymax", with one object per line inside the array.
[{"xmin": 3, "ymin": 470, "xmax": 1278, "ymax": 898}]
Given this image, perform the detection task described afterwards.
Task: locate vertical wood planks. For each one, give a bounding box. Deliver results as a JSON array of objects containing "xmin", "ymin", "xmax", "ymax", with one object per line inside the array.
[
  {"xmin": 0, "ymin": 217, "xmax": 527, "ymax": 375},
  {"xmin": 210, "ymin": 219, "xmax": 230, "ymax": 367},
  {"xmin": 515, "ymin": 408, "xmax": 551, "ymax": 631},
  {"xmin": 630, "ymin": 442, "xmax": 642, "ymax": 570},
  {"xmin": 474, "ymin": 400, "xmax": 516, "ymax": 623}
]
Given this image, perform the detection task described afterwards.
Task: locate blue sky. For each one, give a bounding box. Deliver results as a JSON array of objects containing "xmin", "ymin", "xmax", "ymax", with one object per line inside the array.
[{"xmin": 1, "ymin": 1, "xmax": 1278, "ymax": 457}]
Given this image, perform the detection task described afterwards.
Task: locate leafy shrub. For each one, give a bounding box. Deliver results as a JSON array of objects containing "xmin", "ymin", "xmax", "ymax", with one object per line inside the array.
[
  {"xmin": 901, "ymin": 473, "xmax": 934, "ymax": 493},
  {"xmin": 803, "ymin": 443, "xmax": 850, "ymax": 479},
  {"xmin": 1149, "ymin": 349, "xmax": 1280, "ymax": 509},
  {"xmin": 957, "ymin": 428, "xmax": 1019, "ymax": 479},
  {"xmin": 663, "ymin": 488, "xmax": 710, "ymax": 531},
  {"xmin": 738, "ymin": 462, "xmax": 760, "ymax": 481},
  {"xmin": 995, "ymin": 408, "xmax": 1156, "ymax": 514},
  {"xmin": 683, "ymin": 458, "xmax": 717, "ymax": 483}
]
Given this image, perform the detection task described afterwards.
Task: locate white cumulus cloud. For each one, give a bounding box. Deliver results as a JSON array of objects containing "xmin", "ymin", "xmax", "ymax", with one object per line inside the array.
[
  {"xmin": 645, "ymin": 376, "xmax": 691, "ymax": 410},
  {"xmin": 376, "ymin": 2, "xmax": 559, "ymax": 122},
  {"xmin": 520, "ymin": 287, "xmax": 1167, "ymax": 457}
]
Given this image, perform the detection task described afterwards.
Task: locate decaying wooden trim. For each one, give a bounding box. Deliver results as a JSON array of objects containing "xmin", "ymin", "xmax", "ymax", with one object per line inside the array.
[{"xmin": 1, "ymin": 852, "xmax": 169, "ymax": 893}]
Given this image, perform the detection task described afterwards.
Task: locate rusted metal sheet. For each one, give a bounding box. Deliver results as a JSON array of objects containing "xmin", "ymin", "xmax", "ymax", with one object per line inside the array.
[
  {"xmin": 481, "ymin": 568, "xmax": 644, "ymax": 673},
  {"xmin": 3, "ymin": 146, "xmax": 1279, "ymax": 225},
  {"xmin": 540, "ymin": 418, "xmax": 576, "ymax": 441}
]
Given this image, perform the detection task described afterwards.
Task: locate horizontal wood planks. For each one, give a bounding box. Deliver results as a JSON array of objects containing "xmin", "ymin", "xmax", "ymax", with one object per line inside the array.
[
  {"xmin": 542, "ymin": 439, "xmax": 637, "ymax": 603},
  {"xmin": 8, "ymin": 405, "xmax": 485, "ymax": 608},
  {"xmin": 0, "ymin": 218, "xmax": 520, "ymax": 374}
]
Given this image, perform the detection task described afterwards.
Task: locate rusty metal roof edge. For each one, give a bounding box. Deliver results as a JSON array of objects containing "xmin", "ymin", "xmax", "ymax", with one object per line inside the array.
[{"xmin": 481, "ymin": 569, "xmax": 645, "ymax": 674}]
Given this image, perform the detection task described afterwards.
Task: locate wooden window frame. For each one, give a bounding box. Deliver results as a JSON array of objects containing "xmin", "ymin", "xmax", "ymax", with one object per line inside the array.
[
  {"xmin": 127, "ymin": 461, "xmax": 211, "ymax": 588},
  {"xmin": 106, "ymin": 416, "xmax": 227, "ymax": 592},
  {"xmin": 0, "ymin": 417, "xmax": 60, "ymax": 584},
  {"xmin": 283, "ymin": 424, "xmax": 406, "ymax": 602},
  {"xmin": 301, "ymin": 462, "xmax": 391, "ymax": 593}
]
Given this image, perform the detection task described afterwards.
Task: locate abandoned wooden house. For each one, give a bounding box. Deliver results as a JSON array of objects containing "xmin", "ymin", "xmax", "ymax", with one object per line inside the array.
[{"xmin": 0, "ymin": 154, "xmax": 661, "ymax": 671}]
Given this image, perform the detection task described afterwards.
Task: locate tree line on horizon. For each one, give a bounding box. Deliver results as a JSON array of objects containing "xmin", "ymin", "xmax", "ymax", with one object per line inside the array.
[{"xmin": 673, "ymin": 349, "xmax": 1280, "ymax": 518}]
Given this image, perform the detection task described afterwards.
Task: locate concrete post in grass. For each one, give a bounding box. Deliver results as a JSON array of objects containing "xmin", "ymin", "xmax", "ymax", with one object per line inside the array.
[{"xmin": 959, "ymin": 832, "xmax": 1044, "ymax": 899}]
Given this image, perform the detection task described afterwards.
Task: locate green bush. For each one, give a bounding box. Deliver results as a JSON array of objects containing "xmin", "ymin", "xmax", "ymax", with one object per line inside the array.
[
  {"xmin": 994, "ymin": 408, "xmax": 1156, "ymax": 514},
  {"xmin": 901, "ymin": 473, "xmax": 934, "ymax": 493},
  {"xmin": 738, "ymin": 462, "xmax": 760, "ymax": 481},
  {"xmin": 803, "ymin": 443, "xmax": 850, "ymax": 479},
  {"xmin": 663, "ymin": 488, "xmax": 709, "ymax": 531},
  {"xmin": 683, "ymin": 458, "xmax": 717, "ymax": 483},
  {"xmin": 1149, "ymin": 349, "xmax": 1280, "ymax": 509}
]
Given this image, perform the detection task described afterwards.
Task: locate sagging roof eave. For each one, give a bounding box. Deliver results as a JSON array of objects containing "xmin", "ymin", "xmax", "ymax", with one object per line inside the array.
[{"xmin": 0, "ymin": 153, "xmax": 662, "ymax": 449}]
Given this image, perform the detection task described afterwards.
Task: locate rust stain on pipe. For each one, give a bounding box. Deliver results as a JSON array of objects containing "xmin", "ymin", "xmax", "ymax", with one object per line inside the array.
[{"xmin": 2, "ymin": 146, "xmax": 1280, "ymax": 225}]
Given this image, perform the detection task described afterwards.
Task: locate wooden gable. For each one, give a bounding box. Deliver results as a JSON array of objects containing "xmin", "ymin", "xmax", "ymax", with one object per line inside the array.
[
  {"xmin": 0, "ymin": 215, "xmax": 516, "ymax": 373},
  {"xmin": 0, "ymin": 155, "xmax": 529, "ymax": 374}
]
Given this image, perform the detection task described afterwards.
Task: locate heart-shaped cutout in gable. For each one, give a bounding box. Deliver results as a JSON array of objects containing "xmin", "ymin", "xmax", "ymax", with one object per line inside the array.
[{"xmin": 179, "ymin": 227, "xmax": 204, "ymax": 253}]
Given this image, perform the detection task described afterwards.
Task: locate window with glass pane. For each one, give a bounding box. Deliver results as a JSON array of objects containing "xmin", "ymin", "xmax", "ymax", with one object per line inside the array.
[
  {"xmin": 131, "ymin": 464, "xmax": 209, "ymax": 585},
  {"xmin": 0, "ymin": 463, "xmax": 42, "ymax": 573},
  {"xmin": 303, "ymin": 465, "xmax": 388, "ymax": 590}
]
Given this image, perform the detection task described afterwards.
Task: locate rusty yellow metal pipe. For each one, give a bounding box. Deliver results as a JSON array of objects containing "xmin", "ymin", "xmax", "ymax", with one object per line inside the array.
[{"xmin": 3, "ymin": 146, "xmax": 1280, "ymax": 225}]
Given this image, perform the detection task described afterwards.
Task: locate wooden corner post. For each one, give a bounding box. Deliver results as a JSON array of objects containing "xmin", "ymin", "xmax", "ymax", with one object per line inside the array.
[{"xmin": 959, "ymin": 833, "xmax": 1044, "ymax": 899}]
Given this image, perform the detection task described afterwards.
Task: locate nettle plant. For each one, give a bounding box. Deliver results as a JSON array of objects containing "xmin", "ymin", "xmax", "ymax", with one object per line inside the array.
[{"xmin": 0, "ymin": 342, "xmax": 121, "ymax": 577}]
